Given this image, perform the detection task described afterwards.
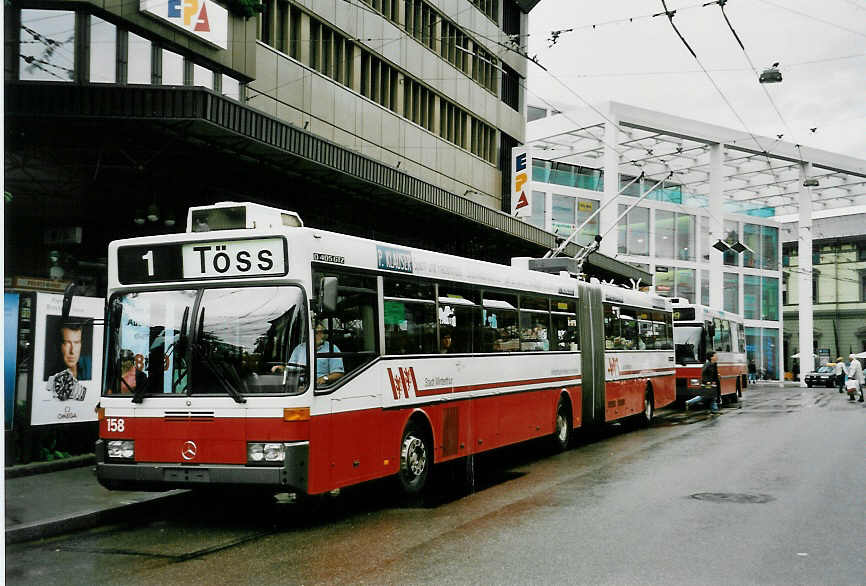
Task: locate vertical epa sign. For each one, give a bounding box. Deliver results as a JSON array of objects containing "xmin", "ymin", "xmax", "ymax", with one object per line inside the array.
[{"xmin": 511, "ymin": 147, "xmax": 532, "ymax": 219}]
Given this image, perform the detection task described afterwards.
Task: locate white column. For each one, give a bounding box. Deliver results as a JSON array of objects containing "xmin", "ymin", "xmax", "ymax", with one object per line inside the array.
[
  {"xmin": 798, "ymin": 162, "xmax": 814, "ymax": 384},
  {"xmin": 708, "ymin": 143, "xmax": 724, "ymax": 310},
  {"xmin": 600, "ymin": 117, "xmax": 620, "ymax": 257}
]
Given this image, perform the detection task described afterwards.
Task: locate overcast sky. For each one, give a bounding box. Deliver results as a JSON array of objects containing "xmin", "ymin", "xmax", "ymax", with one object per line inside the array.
[{"xmin": 524, "ymin": 0, "xmax": 866, "ymax": 160}]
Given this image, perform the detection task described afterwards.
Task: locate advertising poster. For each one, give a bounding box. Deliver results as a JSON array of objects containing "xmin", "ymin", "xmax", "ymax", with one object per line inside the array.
[
  {"xmin": 5, "ymin": 293, "xmax": 20, "ymax": 430},
  {"xmin": 30, "ymin": 293, "xmax": 104, "ymax": 426}
]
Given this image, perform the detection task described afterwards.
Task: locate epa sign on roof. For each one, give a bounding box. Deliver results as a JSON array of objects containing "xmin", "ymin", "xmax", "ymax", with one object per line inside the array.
[{"xmin": 140, "ymin": 0, "xmax": 228, "ymax": 50}]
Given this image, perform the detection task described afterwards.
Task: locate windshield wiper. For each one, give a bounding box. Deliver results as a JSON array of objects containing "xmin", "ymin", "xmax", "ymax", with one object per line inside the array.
[
  {"xmin": 189, "ymin": 342, "xmax": 247, "ymax": 404},
  {"xmin": 130, "ymin": 372, "xmax": 151, "ymax": 404},
  {"xmin": 190, "ymin": 307, "xmax": 246, "ymax": 404}
]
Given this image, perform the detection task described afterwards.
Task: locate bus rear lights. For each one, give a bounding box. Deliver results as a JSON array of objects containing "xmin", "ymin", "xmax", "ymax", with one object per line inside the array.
[
  {"xmin": 247, "ymin": 443, "xmax": 287, "ymax": 463},
  {"xmin": 107, "ymin": 440, "xmax": 135, "ymax": 459},
  {"xmin": 283, "ymin": 407, "xmax": 310, "ymax": 421},
  {"xmin": 688, "ymin": 378, "xmax": 702, "ymax": 388}
]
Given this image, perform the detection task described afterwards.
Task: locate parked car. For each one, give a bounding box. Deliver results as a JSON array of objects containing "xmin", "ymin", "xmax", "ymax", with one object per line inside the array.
[{"xmin": 804, "ymin": 365, "xmax": 836, "ymax": 388}]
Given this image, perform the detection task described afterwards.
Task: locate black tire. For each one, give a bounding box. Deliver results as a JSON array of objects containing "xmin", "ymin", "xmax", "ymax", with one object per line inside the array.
[
  {"xmin": 552, "ymin": 397, "xmax": 572, "ymax": 452},
  {"xmin": 806, "ymin": 382, "xmax": 812, "ymax": 388},
  {"xmin": 729, "ymin": 380, "xmax": 740, "ymax": 404},
  {"xmin": 398, "ymin": 421, "xmax": 432, "ymax": 495},
  {"xmin": 638, "ymin": 386, "xmax": 654, "ymax": 427}
]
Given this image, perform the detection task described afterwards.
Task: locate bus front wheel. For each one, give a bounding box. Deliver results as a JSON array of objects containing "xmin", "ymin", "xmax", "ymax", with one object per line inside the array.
[{"xmin": 399, "ymin": 421, "xmax": 431, "ymax": 495}]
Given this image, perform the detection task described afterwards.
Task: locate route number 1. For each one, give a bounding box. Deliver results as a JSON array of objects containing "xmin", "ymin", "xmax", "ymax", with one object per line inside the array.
[{"xmin": 141, "ymin": 250, "xmax": 154, "ymax": 276}]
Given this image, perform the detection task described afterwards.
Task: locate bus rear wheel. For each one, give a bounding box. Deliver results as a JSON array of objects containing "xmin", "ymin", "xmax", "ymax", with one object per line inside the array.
[
  {"xmin": 639, "ymin": 387, "xmax": 654, "ymax": 427},
  {"xmin": 552, "ymin": 398, "xmax": 572, "ymax": 452},
  {"xmin": 398, "ymin": 421, "xmax": 431, "ymax": 495}
]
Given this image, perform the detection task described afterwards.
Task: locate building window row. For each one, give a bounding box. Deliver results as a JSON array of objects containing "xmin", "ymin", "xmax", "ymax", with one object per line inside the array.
[
  {"xmin": 439, "ymin": 19, "xmax": 471, "ymax": 75},
  {"xmin": 439, "ymin": 100, "xmax": 469, "ymax": 148},
  {"xmin": 403, "ymin": 76, "xmax": 435, "ymax": 130},
  {"xmin": 723, "ymin": 221, "xmax": 779, "ymax": 270},
  {"xmin": 470, "ymin": 0, "xmax": 499, "ymax": 24},
  {"xmin": 257, "ymin": 7, "xmax": 499, "ymax": 163},
  {"xmin": 533, "ymin": 159, "xmax": 604, "ymax": 191},
  {"xmin": 361, "ymin": 0, "xmax": 400, "ymax": 23},
  {"xmin": 17, "ymin": 10, "xmax": 242, "ymax": 99},
  {"xmin": 472, "ymin": 44, "xmax": 499, "ymax": 94},
  {"xmin": 407, "ymin": 0, "xmax": 499, "ymax": 96}
]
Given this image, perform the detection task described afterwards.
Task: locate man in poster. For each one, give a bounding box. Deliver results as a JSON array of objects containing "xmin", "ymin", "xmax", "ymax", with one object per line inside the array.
[{"xmin": 45, "ymin": 321, "xmax": 91, "ymax": 401}]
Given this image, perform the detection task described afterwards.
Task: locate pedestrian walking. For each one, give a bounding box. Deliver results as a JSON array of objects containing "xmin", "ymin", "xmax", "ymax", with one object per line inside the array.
[
  {"xmin": 846, "ymin": 354, "xmax": 864, "ymax": 402},
  {"xmin": 834, "ymin": 357, "xmax": 845, "ymax": 394},
  {"xmin": 748, "ymin": 359, "xmax": 757, "ymax": 383},
  {"xmin": 685, "ymin": 351, "xmax": 720, "ymax": 412}
]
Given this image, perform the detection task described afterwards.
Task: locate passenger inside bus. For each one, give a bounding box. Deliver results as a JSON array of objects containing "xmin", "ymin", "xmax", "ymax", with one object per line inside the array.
[
  {"xmin": 107, "ymin": 351, "xmax": 148, "ymax": 395},
  {"xmin": 439, "ymin": 330, "xmax": 453, "ymax": 353}
]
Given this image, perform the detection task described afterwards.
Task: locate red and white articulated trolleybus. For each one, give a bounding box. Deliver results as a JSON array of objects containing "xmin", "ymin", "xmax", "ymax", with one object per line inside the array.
[
  {"xmin": 95, "ymin": 202, "xmax": 675, "ymax": 496},
  {"xmin": 671, "ymin": 300, "xmax": 748, "ymax": 406}
]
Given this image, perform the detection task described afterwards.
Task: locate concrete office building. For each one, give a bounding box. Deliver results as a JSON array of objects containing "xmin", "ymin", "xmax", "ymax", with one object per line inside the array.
[
  {"xmin": 11, "ymin": 0, "xmax": 649, "ymax": 299},
  {"xmin": 522, "ymin": 102, "xmax": 866, "ymax": 380},
  {"xmin": 781, "ymin": 213, "xmax": 866, "ymax": 372}
]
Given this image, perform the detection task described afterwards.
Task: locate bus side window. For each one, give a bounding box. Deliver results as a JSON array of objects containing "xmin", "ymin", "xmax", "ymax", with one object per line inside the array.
[
  {"xmin": 437, "ymin": 283, "xmax": 481, "ymax": 353},
  {"xmin": 551, "ymin": 299, "xmax": 578, "ymax": 351},
  {"xmin": 481, "ymin": 292, "xmax": 518, "ymax": 352},
  {"xmin": 722, "ymin": 320, "xmax": 731, "ymax": 352},
  {"xmin": 384, "ymin": 299, "xmax": 436, "ymax": 355},
  {"xmin": 619, "ymin": 307, "xmax": 638, "ymax": 350},
  {"xmin": 312, "ymin": 269, "xmax": 379, "ymax": 385},
  {"xmin": 737, "ymin": 323, "xmax": 746, "ymax": 353},
  {"xmin": 518, "ymin": 294, "xmax": 549, "ymax": 352},
  {"xmin": 713, "ymin": 317, "xmax": 724, "ymax": 352},
  {"xmin": 604, "ymin": 304, "xmax": 622, "ymax": 350},
  {"xmin": 652, "ymin": 310, "xmax": 673, "ymax": 350}
]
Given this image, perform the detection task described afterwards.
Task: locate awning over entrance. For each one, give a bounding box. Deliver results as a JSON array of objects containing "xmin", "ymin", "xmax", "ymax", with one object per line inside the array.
[{"xmin": 5, "ymin": 82, "xmax": 644, "ymax": 287}]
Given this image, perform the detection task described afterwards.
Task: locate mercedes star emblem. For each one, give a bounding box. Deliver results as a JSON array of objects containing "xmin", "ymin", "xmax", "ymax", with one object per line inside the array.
[{"xmin": 181, "ymin": 440, "xmax": 197, "ymax": 460}]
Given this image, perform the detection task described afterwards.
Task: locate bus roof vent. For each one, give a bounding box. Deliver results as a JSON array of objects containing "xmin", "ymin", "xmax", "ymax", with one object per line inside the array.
[{"xmin": 187, "ymin": 202, "xmax": 303, "ymax": 232}]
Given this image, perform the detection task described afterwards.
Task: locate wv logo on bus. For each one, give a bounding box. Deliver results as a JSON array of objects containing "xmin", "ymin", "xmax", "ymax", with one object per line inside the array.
[
  {"xmin": 607, "ymin": 357, "xmax": 621, "ymax": 378},
  {"xmin": 386, "ymin": 367, "xmax": 419, "ymax": 400}
]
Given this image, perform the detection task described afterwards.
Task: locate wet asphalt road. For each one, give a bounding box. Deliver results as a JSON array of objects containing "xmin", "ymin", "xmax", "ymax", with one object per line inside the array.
[{"xmin": 6, "ymin": 383, "xmax": 865, "ymax": 585}]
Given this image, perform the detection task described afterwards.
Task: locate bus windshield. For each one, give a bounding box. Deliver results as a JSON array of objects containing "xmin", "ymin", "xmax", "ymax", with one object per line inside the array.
[
  {"xmin": 674, "ymin": 325, "xmax": 703, "ymax": 364},
  {"xmin": 104, "ymin": 286, "xmax": 309, "ymax": 398}
]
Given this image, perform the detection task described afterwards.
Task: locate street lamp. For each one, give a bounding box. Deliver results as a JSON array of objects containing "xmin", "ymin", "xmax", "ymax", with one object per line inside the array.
[{"xmin": 759, "ymin": 63, "xmax": 782, "ymax": 84}]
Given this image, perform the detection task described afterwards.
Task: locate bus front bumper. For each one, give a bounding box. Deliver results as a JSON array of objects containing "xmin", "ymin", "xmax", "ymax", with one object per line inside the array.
[{"xmin": 95, "ymin": 439, "xmax": 309, "ymax": 493}]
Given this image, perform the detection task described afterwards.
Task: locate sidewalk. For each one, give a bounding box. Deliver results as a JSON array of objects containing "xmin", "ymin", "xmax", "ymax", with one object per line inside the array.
[{"xmin": 5, "ymin": 457, "xmax": 187, "ymax": 544}]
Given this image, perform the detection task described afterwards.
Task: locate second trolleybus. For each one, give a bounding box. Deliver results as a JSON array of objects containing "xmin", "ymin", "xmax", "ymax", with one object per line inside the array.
[
  {"xmin": 671, "ymin": 300, "xmax": 748, "ymax": 406},
  {"xmin": 95, "ymin": 202, "xmax": 676, "ymax": 497}
]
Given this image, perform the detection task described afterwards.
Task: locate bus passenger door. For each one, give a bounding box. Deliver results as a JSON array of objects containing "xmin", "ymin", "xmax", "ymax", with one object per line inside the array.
[{"xmin": 327, "ymin": 372, "xmax": 382, "ymax": 488}]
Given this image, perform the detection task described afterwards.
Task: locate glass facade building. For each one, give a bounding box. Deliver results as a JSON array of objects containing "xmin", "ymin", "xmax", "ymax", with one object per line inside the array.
[{"xmin": 523, "ymin": 153, "xmax": 783, "ymax": 379}]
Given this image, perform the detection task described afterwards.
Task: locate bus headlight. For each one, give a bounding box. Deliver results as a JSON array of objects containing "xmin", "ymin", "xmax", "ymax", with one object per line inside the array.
[
  {"xmin": 107, "ymin": 440, "xmax": 134, "ymax": 460},
  {"xmin": 247, "ymin": 442, "xmax": 286, "ymax": 463}
]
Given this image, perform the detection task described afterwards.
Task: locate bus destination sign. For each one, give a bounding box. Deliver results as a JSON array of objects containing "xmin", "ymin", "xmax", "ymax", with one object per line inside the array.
[{"xmin": 118, "ymin": 237, "xmax": 287, "ymax": 284}]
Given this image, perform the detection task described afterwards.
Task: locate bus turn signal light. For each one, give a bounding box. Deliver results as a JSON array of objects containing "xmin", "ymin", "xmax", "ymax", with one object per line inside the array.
[
  {"xmin": 96, "ymin": 407, "xmax": 105, "ymax": 420},
  {"xmin": 283, "ymin": 407, "xmax": 310, "ymax": 421}
]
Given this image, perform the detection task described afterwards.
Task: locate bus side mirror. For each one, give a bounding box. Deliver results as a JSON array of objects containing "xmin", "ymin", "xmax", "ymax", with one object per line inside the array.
[{"xmin": 318, "ymin": 277, "xmax": 338, "ymax": 314}]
